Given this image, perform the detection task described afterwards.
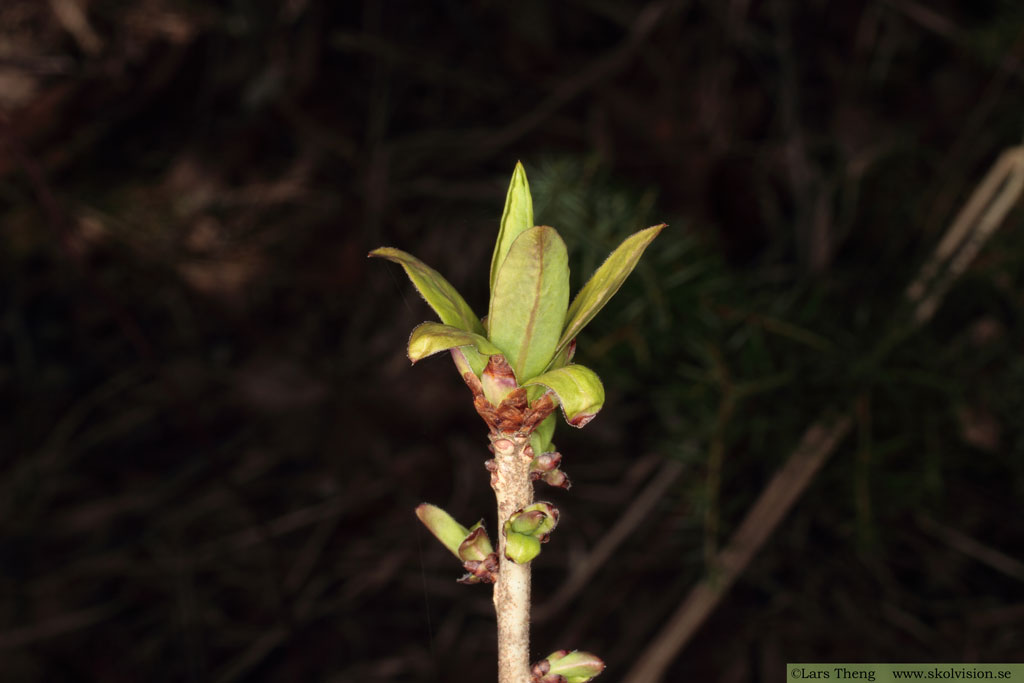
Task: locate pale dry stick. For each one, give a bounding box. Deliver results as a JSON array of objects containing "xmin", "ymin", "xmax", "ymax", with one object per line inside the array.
[
  {"xmin": 534, "ymin": 458, "xmax": 685, "ymax": 622},
  {"xmin": 622, "ymin": 416, "xmax": 853, "ymax": 683},
  {"xmin": 916, "ymin": 514, "xmax": 1024, "ymax": 583},
  {"xmin": 906, "ymin": 146, "xmax": 1024, "ymax": 323},
  {"xmin": 49, "ymin": 0, "xmax": 104, "ymax": 56},
  {"xmin": 623, "ymin": 145, "xmax": 1024, "ymax": 682}
]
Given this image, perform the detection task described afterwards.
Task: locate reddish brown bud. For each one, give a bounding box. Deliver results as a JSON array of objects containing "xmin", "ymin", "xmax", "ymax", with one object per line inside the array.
[
  {"xmin": 542, "ymin": 469, "xmax": 571, "ymax": 489},
  {"xmin": 481, "ymin": 354, "xmax": 518, "ymax": 405}
]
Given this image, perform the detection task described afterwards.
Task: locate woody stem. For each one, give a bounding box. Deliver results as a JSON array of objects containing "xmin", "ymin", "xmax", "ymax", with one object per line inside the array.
[{"xmin": 490, "ymin": 432, "xmax": 534, "ymax": 683}]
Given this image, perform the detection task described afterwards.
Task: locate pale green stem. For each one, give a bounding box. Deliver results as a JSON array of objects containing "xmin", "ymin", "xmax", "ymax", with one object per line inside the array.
[{"xmin": 489, "ymin": 433, "xmax": 534, "ymax": 683}]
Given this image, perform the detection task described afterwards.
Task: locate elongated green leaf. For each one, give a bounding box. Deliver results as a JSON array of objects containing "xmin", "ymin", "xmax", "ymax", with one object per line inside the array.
[
  {"xmin": 553, "ymin": 224, "xmax": 666, "ymax": 360},
  {"xmin": 489, "ymin": 226, "xmax": 569, "ymax": 382},
  {"xmin": 529, "ymin": 413, "xmax": 556, "ymax": 456},
  {"xmin": 524, "ymin": 364, "xmax": 604, "ymax": 427},
  {"xmin": 489, "ymin": 161, "xmax": 534, "ymax": 293},
  {"xmin": 415, "ymin": 504, "xmax": 470, "ymax": 558},
  {"xmin": 542, "ymin": 650, "xmax": 606, "ymax": 683},
  {"xmin": 407, "ymin": 322, "xmax": 501, "ymax": 364},
  {"xmin": 368, "ymin": 247, "xmax": 485, "ymax": 335},
  {"xmin": 450, "ymin": 345, "xmax": 488, "ymax": 380}
]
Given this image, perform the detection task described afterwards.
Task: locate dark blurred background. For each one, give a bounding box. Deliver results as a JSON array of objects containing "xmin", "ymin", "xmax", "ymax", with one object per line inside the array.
[{"xmin": 3, "ymin": 0, "xmax": 1024, "ymax": 681}]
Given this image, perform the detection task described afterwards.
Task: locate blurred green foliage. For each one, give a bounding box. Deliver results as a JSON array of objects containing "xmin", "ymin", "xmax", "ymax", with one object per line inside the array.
[{"xmin": 529, "ymin": 154, "xmax": 1024, "ymax": 565}]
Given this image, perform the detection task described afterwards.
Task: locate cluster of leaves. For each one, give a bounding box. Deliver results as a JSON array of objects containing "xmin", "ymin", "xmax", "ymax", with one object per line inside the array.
[
  {"xmin": 372, "ymin": 162, "xmax": 663, "ymax": 681},
  {"xmin": 370, "ymin": 163, "xmax": 663, "ymax": 443}
]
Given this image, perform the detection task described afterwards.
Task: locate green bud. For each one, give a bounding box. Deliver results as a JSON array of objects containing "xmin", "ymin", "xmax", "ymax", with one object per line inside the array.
[
  {"xmin": 541, "ymin": 468, "xmax": 571, "ymax": 489},
  {"xmin": 509, "ymin": 509, "xmax": 546, "ymax": 535},
  {"xmin": 530, "ymin": 450, "xmax": 561, "ymax": 474},
  {"xmin": 504, "ymin": 530, "xmax": 542, "ymax": 564},
  {"xmin": 458, "ymin": 524, "xmax": 494, "ymax": 562},
  {"xmin": 510, "ymin": 502, "xmax": 558, "ymax": 541},
  {"xmin": 416, "ymin": 504, "xmax": 498, "ymax": 584},
  {"xmin": 532, "ymin": 650, "xmax": 605, "ymax": 683},
  {"xmin": 481, "ymin": 354, "xmax": 518, "ymax": 405},
  {"xmin": 504, "ymin": 502, "xmax": 559, "ymax": 563}
]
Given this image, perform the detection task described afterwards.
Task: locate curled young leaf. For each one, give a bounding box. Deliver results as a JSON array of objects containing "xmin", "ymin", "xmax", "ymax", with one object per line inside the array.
[
  {"xmin": 552, "ymin": 224, "xmax": 665, "ymax": 362},
  {"xmin": 408, "ymin": 322, "xmax": 501, "ymax": 365},
  {"xmin": 488, "ymin": 226, "xmax": 570, "ymax": 383},
  {"xmin": 523, "ymin": 364, "xmax": 605, "ymax": 428},
  {"xmin": 368, "ymin": 247, "xmax": 486, "ymax": 335},
  {"xmin": 489, "ymin": 161, "xmax": 534, "ymax": 293}
]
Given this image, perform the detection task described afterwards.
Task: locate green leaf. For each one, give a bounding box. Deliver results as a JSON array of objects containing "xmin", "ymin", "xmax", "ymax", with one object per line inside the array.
[
  {"xmin": 553, "ymin": 224, "xmax": 665, "ymax": 360},
  {"xmin": 489, "ymin": 161, "xmax": 534, "ymax": 293},
  {"xmin": 524, "ymin": 364, "xmax": 605, "ymax": 427},
  {"xmin": 407, "ymin": 322, "xmax": 501, "ymax": 364},
  {"xmin": 529, "ymin": 413, "xmax": 556, "ymax": 455},
  {"xmin": 368, "ymin": 247, "xmax": 485, "ymax": 335},
  {"xmin": 450, "ymin": 346, "xmax": 488, "ymax": 381},
  {"xmin": 415, "ymin": 504, "xmax": 471, "ymax": 558},
  {"xmin": 542, "ymin": 650, "xmax": 606, "ymax": 683},
  {"xmin": 488, "ymin": 226, "xmax": 570, "ymax": 382}
]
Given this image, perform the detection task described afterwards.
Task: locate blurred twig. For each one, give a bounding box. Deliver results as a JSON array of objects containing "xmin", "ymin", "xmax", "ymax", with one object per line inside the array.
[
  {"xmin": 906, "ymin": 145, "xmax": 1024, "ymax": 323},
  {"xmin": 622, "ymin": 142, "xmax": 1024, "ymax": 682},
  {"xmin": 622, "ymin": 413, "xmax": 853, "ymax": 683},
  {"xmin": 916, "ymin": 514, "xmax": 1024, "ymax": 583}
]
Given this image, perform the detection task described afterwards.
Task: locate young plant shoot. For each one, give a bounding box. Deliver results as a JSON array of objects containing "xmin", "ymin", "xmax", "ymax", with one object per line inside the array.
[{"xmin": 370, "ymin": 162, "xmax": 663, "ymax": 683}]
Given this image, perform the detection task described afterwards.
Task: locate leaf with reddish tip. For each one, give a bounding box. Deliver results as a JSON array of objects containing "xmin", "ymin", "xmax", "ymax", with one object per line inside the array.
[
  {"xmin": 489, "ymin": 226, "xmax": 569, "ymax": 383},
  {"xmin": 489, "ymin": 161, "xmax": 534, "ymax": 292},
  {"xmin": 538, "ymin": 650, "xmax": 606, "ymax": 683},
  {"xmin": 415, "ymin": 504, "xmax": 472, "ymax": 559},
  {"xmin": 368, "ymin": 247, "xmax": 485, "ymax": 335},
  {"xmin": 523, "ymin": 364, "xmax": 604, "ymax": 428},
  {"xmin": 450, "ymin": 346, "xmax": 482, "ymax": 381},
  {"xmin": 552, "ymin": 224, "xmax": 665, "ymax": 362},
  {"xmin": 407, "ymin": 323, "xmax": 500, "ymax": 369}
]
